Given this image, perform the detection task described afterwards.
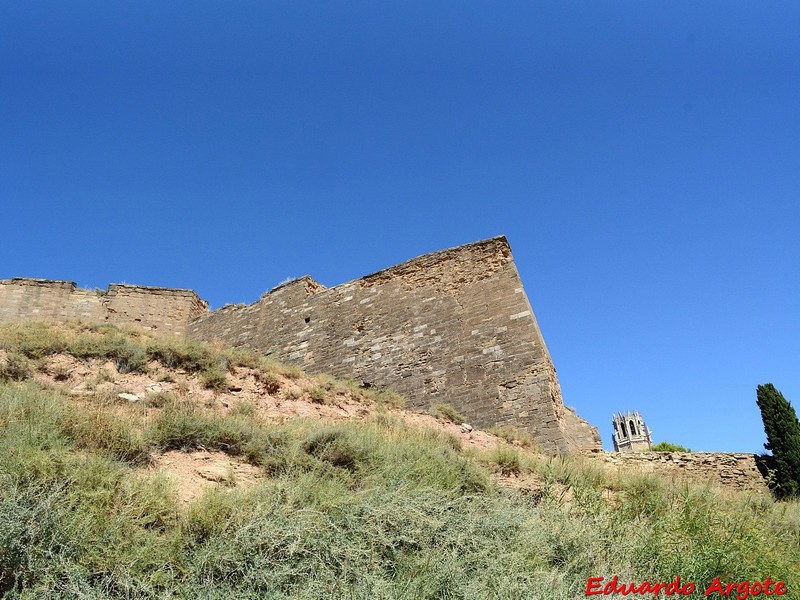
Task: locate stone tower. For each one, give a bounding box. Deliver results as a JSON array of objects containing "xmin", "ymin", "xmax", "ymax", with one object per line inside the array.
[{"xmin": 612, "ymin": 410, "xmax": 652, "ymax": 452}]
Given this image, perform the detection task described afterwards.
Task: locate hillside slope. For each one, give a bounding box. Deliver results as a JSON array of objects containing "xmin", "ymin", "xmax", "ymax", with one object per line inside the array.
[{"xmin": 0, "ymin": 322, "xmax": 798, "ymax": 599}]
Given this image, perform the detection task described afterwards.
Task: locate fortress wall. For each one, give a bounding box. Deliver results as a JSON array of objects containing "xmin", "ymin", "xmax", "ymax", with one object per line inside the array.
[
  {"xmin": 594, "ymin": 451, "xmax": 769, "ymax": 494},
  {"xmin": 0, "ymin": 278, "xmax": 207, "ymax": 337},
  {"xmin": 0, "ymin": 238, "xmax": 601, "ymax": 453},
  {"xmin": 0, "ymin": 279, "xmax": 105, "ymax": 322},
  {"xmin": 189, "ymin": 237, "xmax": 600, "ymax": 453},
  {"xmin": 102, "ymin": 284, "xmax": 208, "ymax": 337}
]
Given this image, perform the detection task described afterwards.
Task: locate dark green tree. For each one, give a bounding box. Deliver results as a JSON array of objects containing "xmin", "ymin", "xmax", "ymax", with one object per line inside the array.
[{"xmin": 756, "ymin": 383, "xmax": 800, "ymax": 498}]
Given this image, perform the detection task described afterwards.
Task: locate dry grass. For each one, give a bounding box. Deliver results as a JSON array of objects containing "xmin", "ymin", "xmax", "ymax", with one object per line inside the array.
[{"xmin": 0, "ymin": 322, "xmax": 797, "ymax": 598}]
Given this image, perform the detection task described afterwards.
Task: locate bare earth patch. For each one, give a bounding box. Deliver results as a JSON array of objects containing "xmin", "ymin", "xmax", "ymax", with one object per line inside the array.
[{"xmin": 151, "ymin": 450, "xmax": 264, "ymax": 505}]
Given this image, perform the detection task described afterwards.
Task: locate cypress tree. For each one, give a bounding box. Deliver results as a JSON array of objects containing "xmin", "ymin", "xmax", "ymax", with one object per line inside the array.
[{"xmin": 756, "ymin": 383, "xmax": 800, "ymax": 498}]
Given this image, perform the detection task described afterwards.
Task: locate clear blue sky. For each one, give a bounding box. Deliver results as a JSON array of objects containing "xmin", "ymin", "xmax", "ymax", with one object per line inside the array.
[{"xmin": 2, "ymin": 2, "xmax": 797, "ymax": 453}]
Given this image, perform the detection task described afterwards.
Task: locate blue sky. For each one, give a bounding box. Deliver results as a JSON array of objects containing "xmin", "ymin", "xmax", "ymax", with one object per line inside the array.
[{"xmin": 2, "ymin": 2, "xmax": 797, "ymax": 453}]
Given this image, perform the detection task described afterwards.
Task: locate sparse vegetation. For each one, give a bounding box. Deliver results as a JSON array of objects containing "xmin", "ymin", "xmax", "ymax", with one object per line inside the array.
[
  {"xmin": 490, "ymin": 444, "xmax": 524, "ymax": 476},
  {"xmin": 309, "ymin": 386, "xmax": 327, "ymax": 404},
  {"xmin": 0, "ymin": 322, "xmax": 798, "ymax": 598},
  {"xmin": 145, "ymin": 390, "xmax": 175, "ymax": 408},
  {"xmin": 200, "ymin": 365, "xmax": 231, "ymax": 392},
  {"xmin": 0, "ymin": 351, "xmax": 32, "ymax": 381},
  {"xmin": 255, "ymin": 370, "xmax": 281, "ymax": 394},
  {"xmin": 489, "ymin": 424, "xmax": 537, "ymax": 449},
  {"xmin": 375, "ymin": 388, "xmax": 406, "ymax": 409},
  {"xmin": 430, "ymin": 401, "xmax": 466, "ymax": 424}
]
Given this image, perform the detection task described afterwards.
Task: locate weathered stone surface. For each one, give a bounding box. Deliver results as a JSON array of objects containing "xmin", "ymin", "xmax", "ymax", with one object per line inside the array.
[
  {"xmin": 0, "ymin": 278, "xmax": 208, "ymax": 337},
  {"xmin": 187, "ymin": 237, "xmax": 601, "ymax": 453},
  {"xmin": 593, "ymin": 451, "xmax": 769, "ymax": 494},
  {"xmin": 0, "ymin": 237, "xmax": 602, "ymax": 453}
]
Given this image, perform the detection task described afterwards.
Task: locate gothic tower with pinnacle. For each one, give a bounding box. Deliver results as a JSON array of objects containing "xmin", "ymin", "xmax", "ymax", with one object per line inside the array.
[{"xmin": 612, "ymin": 410, "xmax": 652, "ymax": 452}]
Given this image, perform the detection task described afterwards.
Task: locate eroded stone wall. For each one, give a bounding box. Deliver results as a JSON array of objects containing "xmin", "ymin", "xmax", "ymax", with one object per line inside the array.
[
  {"xmin": 1, "ymin": 238, "xmax": 602, "ymax": 453},
  {"xmin": 0, "ymin": 278, "xmax": 207, "ymax": 337},
  {"xmin": 593, "ymin": 451, "xmax": 769, "ymax": 494},
  {"xmin": 188, "ymin": 237, "xmax": 601, "ymax": 453}
]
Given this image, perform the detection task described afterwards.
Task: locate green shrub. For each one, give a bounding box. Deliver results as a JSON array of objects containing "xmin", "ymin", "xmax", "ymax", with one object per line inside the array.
[
  {"xmin": 650, "ymin": 441, "xmax": 692, "ymax": 452},
  {"xmin": 309, "ymin": 387, "xmax": 327, "ymax": 404},
  {"xmin": 302, "ymin": 428, "xmax": 362, "ymax": 472},
  {"xmin": 200, "ymin": 366, "xmax": 230, "ymax": 392}
]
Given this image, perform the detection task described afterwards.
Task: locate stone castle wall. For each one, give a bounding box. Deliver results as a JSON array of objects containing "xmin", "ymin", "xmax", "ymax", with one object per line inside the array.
[
  {"xmin": 0, "ymin": 238, "xmax": 601, "ymax": 453},
  {"xmin": 593, "ymin": 451, "xmax": 769, "ymax": 494},
  {"xmin": 187, "ymin": 237, "xmax": 600, "ymax": 453},
  {"xmin": 0, "ymin": 278, "xmax": 208, "ymax": 337}
]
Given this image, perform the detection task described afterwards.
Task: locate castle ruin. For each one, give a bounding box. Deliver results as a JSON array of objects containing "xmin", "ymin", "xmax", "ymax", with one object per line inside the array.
[{"xmin": 1, "ymin": 236, "xmax": 603, "ymax": 453}]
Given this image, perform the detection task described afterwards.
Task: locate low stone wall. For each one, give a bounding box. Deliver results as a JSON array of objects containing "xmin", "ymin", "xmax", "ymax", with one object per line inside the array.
[{"xmin": 592, "ymin": 451, "xmax": 770, "ymax": 494}]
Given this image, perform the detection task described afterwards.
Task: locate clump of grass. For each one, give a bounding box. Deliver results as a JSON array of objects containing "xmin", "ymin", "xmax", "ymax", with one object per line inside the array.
[
  {"xmin": 302, "ymin": 428, "xmax": 362, "ymax": 472},
  {"xmin": 200, "ymin": 366, "xmax": 230, "ymax": 392},
  {"xmin": 59, "ymin": 407, "xmax": 151, "ymax": 465},
  {"xmin": 229, "ymin": 400, "xmax": 257, "ymax": 419},
  {"xmin": 41, "ymin": 361, "xmax": 72, "ymax": 382},
  {"xmin": 488, "ymin": 424, "xmax": 537, "ymax": 449},
  {"xmin": 88, "ymin": 389, "xmax": 125, "ymax": 406},
  {"xmin": 277, "ymin": 363, "xmax": 304, "ymax": 380},
  {"xmin": 430, "ymin": 401, "xmax": 466, "ymax": 424},
  {"xmin": 96, "ymin": 367, "xmax": 115, "ymax": 383},
  {"xmin": 156, "ymin": 371, "xmax": 176, "ymax": 383},
  {"xmin": 315, "ymin": 373, "xmax": 337, "ymax": 391},
  {"xmin": 254, "ymin": 370, "xmax": 281, "ymax": 394},
  {"xmin": 151, "ymin": 403, "xmax": 252, "ymax": 456},
  {"xmin": 183, "ymin": 487, "xmax": 240, "ymax": 543},
  {"xmin": 309, "ymin": 387, "xmax": 327, "ymax": 404},
  {"xmin": 145, "ymin": 338, "xmax": 218, "ymax": 372},
  {"xmin": 375, "ymin": 389, "xmax": 406, "ymax": 409},
  {"xmin": 112, "ymin": 341, "xmax": 149, "ymax": 374},
  {"xmin": 534, "ymin": 454, "xmax": 609, "ymax": 494},
  {"xmin": 145, "ymin": 391, "xmax": 177, "ymax": 408},
  {"xmin": 0, "ymin": 352, "xmax": 33, "ymax": 382},
  {"xmin": 491, "ymin": 444, "xmax": 523, "ymax": 476}
]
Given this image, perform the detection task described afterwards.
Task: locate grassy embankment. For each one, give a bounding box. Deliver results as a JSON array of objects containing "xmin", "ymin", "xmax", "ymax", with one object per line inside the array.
[{"xmin": 0, "ymin": 322, "xmax": 798, "ymax": 599}]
